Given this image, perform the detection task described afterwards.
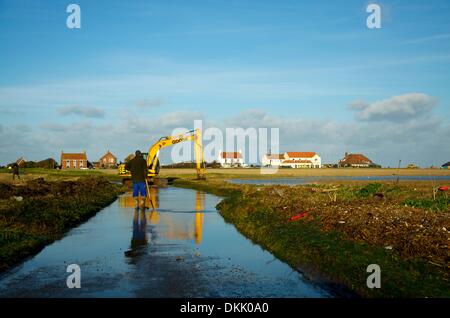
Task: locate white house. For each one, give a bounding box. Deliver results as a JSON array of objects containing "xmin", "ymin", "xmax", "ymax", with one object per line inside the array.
[
  {"xmin": 262, "ymin": 154, "xmax": 284, "ymax": 167},
  {"xmin": 282, "ymin": 152, "xmax": 321, "ymax": 168},
  {"xmin": 218, "ymin": 151, "xmax": 244, "ymax": 167},
  {"xmin": 262, "ymin": 152, "xmax": 322, "ymax": 168}
]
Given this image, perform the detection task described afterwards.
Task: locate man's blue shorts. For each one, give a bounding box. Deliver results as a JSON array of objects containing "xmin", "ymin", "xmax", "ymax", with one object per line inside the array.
[{"xmin": 133, "ymin": 182, "xmax": 147, "ymax": 197}]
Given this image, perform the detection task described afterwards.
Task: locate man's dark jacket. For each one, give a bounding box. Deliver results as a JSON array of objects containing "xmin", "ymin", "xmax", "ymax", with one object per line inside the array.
[{"xmin": 125, "ymin": 155, "xmax": 147, "ymax": 182}]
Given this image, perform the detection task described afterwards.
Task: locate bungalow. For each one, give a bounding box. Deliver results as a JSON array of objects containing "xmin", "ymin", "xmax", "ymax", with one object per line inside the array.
[
  {"xmin": 442, "ymin": 162, "xmax": 450, "ymax": 169},
  {"xmin": 339, "ymin": 152, "xmax": 376, "ymax": 168},
  {"xmin": 60, "ymin": 151, "xmax": 88, "ymax": 169},
  {"xmin": 261, "ymin": 154, "xmax": 284, "ymax": 167},
  {"xmin": 218, "ymin": 151, "xmax": 244, "ymax": 167},
  {"xmin": 262, "ymin": 152, "xmax": 322, "ymax": 168},
  {"xmin": 98, "ymin": 150, "xmax": 118, "ymax": 168},
  {"xmin": 282, "ymin": 152, "xmax": 322, "ymax": 169}
]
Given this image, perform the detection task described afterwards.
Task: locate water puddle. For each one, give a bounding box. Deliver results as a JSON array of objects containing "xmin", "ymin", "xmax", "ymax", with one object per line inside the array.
[
  {"xmin": 0, "ymin": 187, "xmax": 331, "ymax": 298},
  {"xmin": 229, "ymin": 175, "xmax": 450, "ymax": 185}
]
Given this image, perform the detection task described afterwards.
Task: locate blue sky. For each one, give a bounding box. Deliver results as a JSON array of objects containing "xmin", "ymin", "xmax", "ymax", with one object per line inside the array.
[{"xmin": 1, "ymin": 0, "xmax": 450, "ymax": 166}]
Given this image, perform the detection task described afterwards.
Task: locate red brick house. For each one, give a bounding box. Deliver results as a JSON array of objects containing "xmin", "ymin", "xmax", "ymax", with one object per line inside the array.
[
  {"xmin": 60, "ymin": 151, "xmax": 88, "ymax": 169},
  {"xmin": 339, "ymin": 152, "xmax": 375, "ymax": 168},
  {"xmin": 98, "ymin": 150, "xmax": 118, "ymax": 168}
]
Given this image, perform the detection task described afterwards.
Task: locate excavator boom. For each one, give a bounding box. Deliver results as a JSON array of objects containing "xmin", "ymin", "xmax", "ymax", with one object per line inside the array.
[{"xmin": 118, "ymin": 129, "xmax": 206, "ymax": 180}]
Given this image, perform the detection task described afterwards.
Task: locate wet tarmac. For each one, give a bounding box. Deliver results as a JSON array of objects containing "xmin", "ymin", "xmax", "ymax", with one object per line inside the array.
[{"xmin": 0, "ymin": 187, "xmax": 331, "ymax": 298}]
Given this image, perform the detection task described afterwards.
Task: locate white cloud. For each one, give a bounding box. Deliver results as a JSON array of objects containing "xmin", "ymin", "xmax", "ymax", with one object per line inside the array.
[
  {"xmin": 349, "ymin": 93, "xmax": 437, "ymax": 122},
  {"xmin": 159, "ymin": 111, "xmax": 203, "ymax": 128},
  {"xmin": 1, "ymin": 99, "xmax": 450, "ymax": 167},
  {"xmin": 402, "ymin": 33, "xmax": 450, "ymax": 45},
  {"xmin": 216, "ymin": 107, "xmax": 450, "ymax": 167},
  {"xmin": 58, "ymin": 105, "xmax": 105, "ymax": 118},
  {"xmin": 135, "ymin": 98, "xmax": 164, "ymax": 109}
]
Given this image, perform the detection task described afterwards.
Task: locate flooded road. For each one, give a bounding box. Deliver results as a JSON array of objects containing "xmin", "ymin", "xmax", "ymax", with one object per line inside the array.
[{"xmin": 0, "ymin": 187, "xmax": 330, "ymax": 298}]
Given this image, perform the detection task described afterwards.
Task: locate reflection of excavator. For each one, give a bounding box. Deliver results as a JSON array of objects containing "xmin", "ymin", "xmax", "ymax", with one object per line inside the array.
[
  {"xmin": 194, "ymin": 191, "xmax": 205, "ymax": 244},
  {"xmin": 118, "ymin": 129, "xmax": 206, "ymax": 182}
]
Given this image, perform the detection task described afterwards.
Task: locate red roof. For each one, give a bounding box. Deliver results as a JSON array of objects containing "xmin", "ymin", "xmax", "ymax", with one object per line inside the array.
[
  {"xmin": 221, "ymin": 152, "xmax": 242, "ymax": 159},
  {"xmin": 265, "ymin": 154, "xmax": 284, "ymax": 160},
  {"xmin": 340, "ymin": 153, "xmax": 372, "ymax": 165},
  {"xmin": 286, "ymin": 152, "xmax": 317, "ymax": 158},
  {"xmin": 99, "ymin": 151, "xmax": 117, "ymax": 161},
  {"xmin": 61, "ymin": 152, "xmax": 87, "ymax": 160}
]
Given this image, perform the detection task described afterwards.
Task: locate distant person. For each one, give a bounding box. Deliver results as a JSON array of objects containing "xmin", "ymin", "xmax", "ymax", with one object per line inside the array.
[
  {"xmin": 125, "ymin": 150, "xmax": 148, "ymax": 208},
  {"xmin": 12, "ymin": 163, "xmax": 20, "ymax": 180}
]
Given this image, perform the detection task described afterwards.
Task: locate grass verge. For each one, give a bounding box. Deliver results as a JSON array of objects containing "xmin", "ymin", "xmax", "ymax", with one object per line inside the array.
[
  {"xmin": 0, "ymin": 177, "xmax": 123, "ymax": 272},
  {"xmin": 174, "ymin": 178, "xmax": 450, "ymax": 298}
]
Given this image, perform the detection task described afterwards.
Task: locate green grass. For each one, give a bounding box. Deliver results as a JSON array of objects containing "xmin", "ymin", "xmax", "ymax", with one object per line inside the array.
[
  {"xmin": 404, "ymin": 197, "xmax": 450, "ymax": 212},
  {"xmin": 0, "ymin": 167, "xmax": 123, "ymax": 181},
  {"xmin": 356, "ymin": 183, "xmax": 383, "ymax": 198}
]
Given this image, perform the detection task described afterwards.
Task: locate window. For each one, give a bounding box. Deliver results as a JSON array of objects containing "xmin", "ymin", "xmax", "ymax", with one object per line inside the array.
[
  {"xmin": 73, "ymin": 160, "xmax": 77, "ymax": 168},
  {"xmin": 80, "ymin": 160, "xmax": 84, "ymax": 168},
  {"xmin": 66, "ymin": 160, "xmax": 70, "ymax": 168}
]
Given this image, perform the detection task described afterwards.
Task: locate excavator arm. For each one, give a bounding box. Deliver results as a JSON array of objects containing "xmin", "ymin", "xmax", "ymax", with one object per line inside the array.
[{"xmin": 119, "ymin": 129, "xmax": 206, "ymax": 180}]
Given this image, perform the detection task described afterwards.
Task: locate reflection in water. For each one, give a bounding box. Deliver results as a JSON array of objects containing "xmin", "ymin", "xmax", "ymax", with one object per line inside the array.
[
  {"xmin": 0, "ymin": 186, "xmax": 331, "ymax": 298},
  {"xmin": 118, "ymin": 187, "xmax": 205, "ymax": 246},
  {"xmin": 195, "ymin": 191, "xmax": 205, "ymax": 244},
  {"xmin": 118, "ymin": 186, "xmax": 160, "ymax": 210},
  {"xmin": 131, "ymin": 209, "xmax": 147, "ymax": 249}
]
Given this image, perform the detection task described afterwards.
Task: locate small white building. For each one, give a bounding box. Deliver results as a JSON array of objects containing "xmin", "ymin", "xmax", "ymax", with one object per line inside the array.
[
  {"xmin": 262, "ymin": 152, "xmax": 322, "ymax": 168},
  {"xmin": 262, "ymin": 154, "xmax": 284, "ymax": 167},
  {"xmin": 218, "ymin": 151, "xmax": 244, "ymax": 167}
]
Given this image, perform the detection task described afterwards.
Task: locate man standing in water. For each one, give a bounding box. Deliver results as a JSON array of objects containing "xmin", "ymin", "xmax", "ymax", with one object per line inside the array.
[{"xmin": 125, "ymin": 150, "xmax": 148, "ymax": 208}]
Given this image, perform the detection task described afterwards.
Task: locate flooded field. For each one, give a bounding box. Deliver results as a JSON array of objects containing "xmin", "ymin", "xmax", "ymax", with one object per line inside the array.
[
  {"xmin": 229, "ymin": 175, "xmax": 450, "ymax": 185},
  {"xmin": 0, "ymin": 187, "xmax": 330, "ymax": 298}
]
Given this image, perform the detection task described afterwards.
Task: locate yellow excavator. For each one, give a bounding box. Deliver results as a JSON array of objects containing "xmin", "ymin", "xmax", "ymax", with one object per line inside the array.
[{"xmin": 118, "ymin": 129, "xmax": 206, "ymax": 182}]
